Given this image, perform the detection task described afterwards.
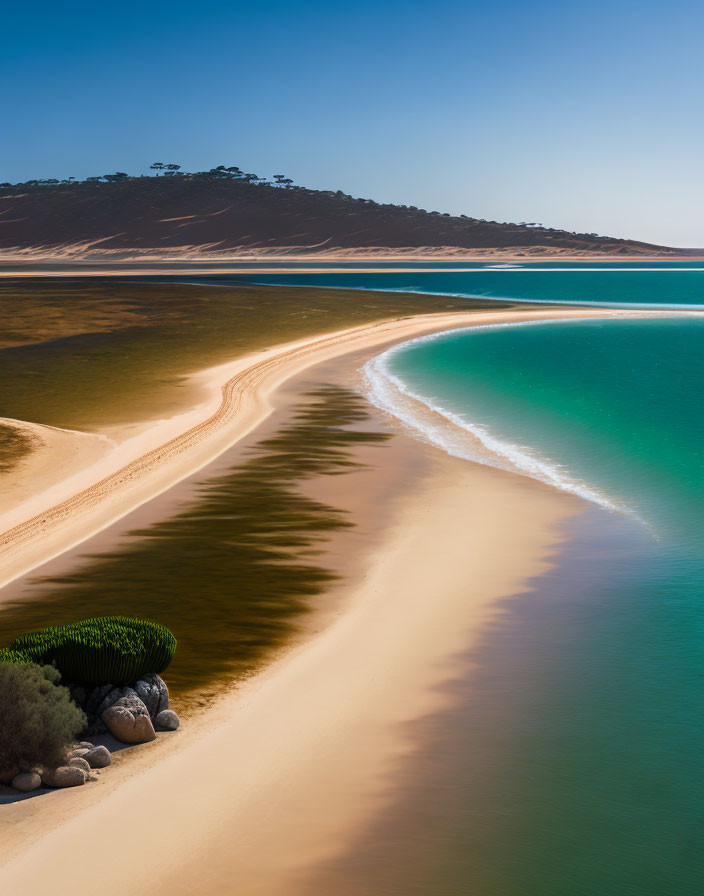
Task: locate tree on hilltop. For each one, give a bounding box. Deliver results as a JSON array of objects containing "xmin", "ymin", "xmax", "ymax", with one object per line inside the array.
[{"xmin": 150, "ymin": 162, "xmax": 165, "ymax": 175}]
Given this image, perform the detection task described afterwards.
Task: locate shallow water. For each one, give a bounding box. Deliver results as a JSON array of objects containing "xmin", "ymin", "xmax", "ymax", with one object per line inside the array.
[
  {"xmin": 227, "ymin": 259, "xmax": 704, "ymax": 309},
  {"xmin": 0, "ymin": 279, "xmax": 490, "ymax": 431},
  {"xmin": 0, "ymin": 387, "xmax": 390, "ymax": 708},
  {"xmin": 352, "ymin": 315, "xmax": 704, "ymax": 894}
]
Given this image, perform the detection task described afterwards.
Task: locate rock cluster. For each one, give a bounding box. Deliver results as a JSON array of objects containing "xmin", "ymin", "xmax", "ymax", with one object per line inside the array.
[
  {"xmin": 4, "ymin": 674, "xmax": 181, "ymax": 794},
  {"xmin": 67, "ymin": 673, "xmax": 172, "ymax": 737}
]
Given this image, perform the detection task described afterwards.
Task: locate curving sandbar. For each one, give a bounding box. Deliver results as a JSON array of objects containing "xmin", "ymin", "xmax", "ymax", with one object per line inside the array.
[
  {"xmin": 0, "ymin": 306, "xmax": 693, "ymax": 591},
  {"xmin": 0, "ymin": 305, "xmax": 701, "ymax": 894}
]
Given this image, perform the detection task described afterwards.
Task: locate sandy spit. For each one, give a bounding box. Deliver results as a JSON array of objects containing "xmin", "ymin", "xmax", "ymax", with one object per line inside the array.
[
  {"xmin": 0, "ymin": 306, "xmax": 697, "ymax": 894},
  {"xmin": 0, "ymin": 452, "xmax": 581, "ymax": 895},
  {"xmin": 0, "ymin": 307, "xmax": 689, "ymax": 592}
]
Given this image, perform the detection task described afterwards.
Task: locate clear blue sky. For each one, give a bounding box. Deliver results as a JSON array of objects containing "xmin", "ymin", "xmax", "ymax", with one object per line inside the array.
[{"xmin": 3, "ymin": 0, "xmax": 703, "ymax": 246}]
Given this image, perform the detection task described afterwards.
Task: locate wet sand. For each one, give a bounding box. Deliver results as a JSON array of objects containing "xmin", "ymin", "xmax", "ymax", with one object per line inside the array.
[
  {"xmin": 0, "ymin": 308, "xmax": 678, "ymax": 592},
  {"xmin": 0, "ymin": 306, "xmax": 682, "ymax": 893},
  {"xmin": 0, "ymin": 441, "xmax": 581, "ymax": 895}
]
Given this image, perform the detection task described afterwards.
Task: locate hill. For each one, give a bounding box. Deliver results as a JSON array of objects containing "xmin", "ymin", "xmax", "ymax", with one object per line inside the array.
[{"xmin": 0, "ymin": 170, "xmax": 686, "ymax": 258}]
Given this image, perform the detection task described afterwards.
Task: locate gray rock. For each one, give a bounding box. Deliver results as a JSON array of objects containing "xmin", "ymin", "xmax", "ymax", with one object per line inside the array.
[
  {"xmin": 78, "ymin": 741, "xmax": 93, "ymax": 749},
  {"xmin": 156, "ymin": 676, "xmax": 169, "ymax": 715},
  {"xmin": 83, "ymin": 745, "xmax": 111, "ymax": 768},
  {"xmin": 85, "ymin": 683, "xmax": 114, "ymax": 716},
  {"xmin": 42, "ymin": 766, "xmax": 86, "ymax": 788},
  {"xmin": 102, "ymin": 695, "xmax": 155, "ymax": 744},
  {"xmin": 12, "ymin": 772, "xmax": 41, "ymax": 792},
  {"xmin": 137, "ymin": 673, "xmax": 169, "ymax": 718},
  {"xmin": 68, "ymin": 757, "xmax": 91, "ymax": 773},
  {"xmin": 96, "ymin": 686, "xmax": 128, "ymax": 718},
  {"xmin": 69, "ymin": 747, "xmax": 90, "ymax": 758},
  {"xmin": 155, "ymin": 709, "xmax": 180, "ymax": 731},
  {"xmin": 134, "ymin": 677, "xmax": 159, "ymax": 717}
]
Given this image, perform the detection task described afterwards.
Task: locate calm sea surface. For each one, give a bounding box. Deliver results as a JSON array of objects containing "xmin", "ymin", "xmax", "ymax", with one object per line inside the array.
[
  {"xmin": 222, "ymin": 259, "xmax": 704, "ymax": 309},
  {"xmin": 356, "ymin": 318, "xmax": 704, "ymax": 894},
  {"xmin": 270, "ymin": 263, "xmax": 704, "ymax": 894}
]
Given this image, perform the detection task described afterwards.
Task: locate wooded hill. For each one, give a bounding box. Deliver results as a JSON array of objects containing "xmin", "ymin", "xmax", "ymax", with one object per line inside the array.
[{"xmin": 0, "ymin": 169, "xmax": 680, "ymax": 256}]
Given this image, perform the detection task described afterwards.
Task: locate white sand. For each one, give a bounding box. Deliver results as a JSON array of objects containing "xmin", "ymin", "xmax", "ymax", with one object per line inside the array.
[
  {"xmin": 0, "ymin": 308, "xmax": 683, "ymax": 590},
  {"xmin": 0, "ymin": 306, "xmax": 694, "ymax": 894},
  {"xmin": 0, "ymin": 455, "xmax": 580, "ymax": 895}
]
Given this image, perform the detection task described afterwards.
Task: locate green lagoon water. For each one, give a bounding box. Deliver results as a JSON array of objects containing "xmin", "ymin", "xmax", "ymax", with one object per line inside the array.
[
  {"xmin": 4, "ymin": 265, "xmax": 704, "ymax": 887},
  {"xmin": 229, "ymin": 259, "xmax": 704, "ymax": 309},
  {"xmin": 355, "ymin": 316, "xmax": 704, "ymax": 895}
]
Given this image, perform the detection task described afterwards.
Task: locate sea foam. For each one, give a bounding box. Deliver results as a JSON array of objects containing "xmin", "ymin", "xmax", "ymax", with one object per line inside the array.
[{"xmin": 362, "ymin": 322, "xmax": 634, "ymax": 516}]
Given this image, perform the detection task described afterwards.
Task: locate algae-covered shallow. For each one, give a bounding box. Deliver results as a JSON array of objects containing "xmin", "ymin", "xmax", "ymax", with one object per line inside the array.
[
  {"xmin": 0, "ymin": 278, "xmax": 502, "ymax": 432},
  {"xmin": 0, "ymin": 424, "xmax": 36, "ymax": 475},
  {"xmin": 0, "ymin": 386, "xmax": 389, "ymax": 708}
]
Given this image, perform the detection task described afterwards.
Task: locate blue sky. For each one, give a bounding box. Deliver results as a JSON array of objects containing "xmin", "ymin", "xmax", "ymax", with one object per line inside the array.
[{"xmin": 3, "ymin": 0, "xmax": 703, "ymax": 246}]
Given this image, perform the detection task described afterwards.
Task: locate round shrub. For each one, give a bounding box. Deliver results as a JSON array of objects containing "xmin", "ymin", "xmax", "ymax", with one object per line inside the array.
[
  {"xmin": 4, "ymin": 616, "xmax": 176, "ymax": 686},
  {"xmin": 0, "ymin": 663, "xmax": 86, "ymax": 775}
]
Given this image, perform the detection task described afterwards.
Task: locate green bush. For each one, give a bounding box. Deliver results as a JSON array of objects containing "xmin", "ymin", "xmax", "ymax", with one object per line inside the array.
[
  {"xmin": 0, "ymin": 663, "xmax": 86, "ymax": 774},
  {"xmin": 0, "ymin": 616, "xmax": 176, "ymax": 686}
]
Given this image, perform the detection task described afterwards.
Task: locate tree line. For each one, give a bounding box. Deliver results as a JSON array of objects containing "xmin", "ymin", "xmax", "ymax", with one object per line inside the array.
[{"xmin": 0, "ymin": 163, "xmax": 297, "ymax": 190}]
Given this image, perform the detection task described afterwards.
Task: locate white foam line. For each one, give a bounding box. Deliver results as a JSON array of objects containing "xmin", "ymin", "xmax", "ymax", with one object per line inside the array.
[{"xmin": 361, "ymin": 317, "xmax": 684, "ymax": 521}]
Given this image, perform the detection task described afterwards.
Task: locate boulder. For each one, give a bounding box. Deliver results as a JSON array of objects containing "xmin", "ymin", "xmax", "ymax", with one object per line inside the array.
[
  {"xmin": 68, "ymin": 757, "xmax": 91, "ymax": 774},
  {"xmin": 154, "ymin": 675, "xmax": 169, "ymax": 716},
  {"xmin": 155, "ymin": 709, "xmax": 180, "ymax": 731},
  {"xmin": 85, "ymin": 683, "xmax": 115, "ymax": 716},
  {"xmin": 71, "ymin": 677, "xmax": 169, "ymax": 730},
  {"xmin": 69, "ymin": 747, "xmax": 90, "ymax": 758},
  {"xmin": 97, "ymin": 685, "xmax": 136, "ymax": 719},
  {"xmin": 102, "ymin": 695, "xmax": 155, "ymax": 744},
  {"xmin": 42, "ymin": 766, "xmax": 86, "ymax": 788},
  {"xmin": 83, "ymin": 745, "xmax": 111, "ymax": 769},
  {"xmin": 78, "ymin": 741, "xmax": 94, "ymax": 749},
  {"xmin": 134, "ymin": 674, "xmax": 169, "ymax": 720},
  {"xmin": 11, "ymin": 772, "xmax": 41, "ymax": 792}
]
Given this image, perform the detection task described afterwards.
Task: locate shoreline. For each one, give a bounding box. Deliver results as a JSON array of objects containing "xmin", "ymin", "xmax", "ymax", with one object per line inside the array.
[
  {"xmin": 0, "ymin": 311, "xmax": 482, "ymax": 589},
  {"xmin": 0, "ymin": 307, "xmax": 689, "ymax": 592},
  {"xmin": 0, "ymin": 305, "xmax": 694, "ymax": 892},
  {"xmin": 0, "ymin": 433, "xmax": 583, "ymax": 894},
  {"xmin": 1, "ymin": 249, "xmax": 703, "ymax": 278},
  {"xmin": 3, "ymin": 260, "xmax": 704, "ymax": 279}
]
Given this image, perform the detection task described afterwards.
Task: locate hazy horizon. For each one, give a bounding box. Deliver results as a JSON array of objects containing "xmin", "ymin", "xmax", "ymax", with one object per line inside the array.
[{"xmin": 4, "ymin": 0, "xmax": 704, "ymax": 248}]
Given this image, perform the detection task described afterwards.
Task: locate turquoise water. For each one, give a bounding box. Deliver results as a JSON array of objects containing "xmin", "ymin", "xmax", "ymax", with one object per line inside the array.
[
  {"xmin": 360, "ymin": 317, "xmax": 704, "ymax": 894},
  {"xmin": 222, "ymin": 260, "xmax": 704, "ymax": 308}
]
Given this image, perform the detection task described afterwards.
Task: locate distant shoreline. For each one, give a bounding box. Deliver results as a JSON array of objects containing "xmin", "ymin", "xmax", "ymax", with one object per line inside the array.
[{"xmin": 2, "ymin": 251, "xmax": 703, "ymax": 278}]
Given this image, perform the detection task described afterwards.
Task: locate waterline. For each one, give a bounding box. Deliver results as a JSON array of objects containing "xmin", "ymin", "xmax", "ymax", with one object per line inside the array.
[{"xmin": 361, "ymin": 317, "xmax": 675, "ymax": 522}]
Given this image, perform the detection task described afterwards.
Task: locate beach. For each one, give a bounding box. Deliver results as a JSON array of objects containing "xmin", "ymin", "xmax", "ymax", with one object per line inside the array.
[
  {"xmin": 0, "ymin": 306, "xmax": 657, "ymax": 591},
  {"xmin": 0, "ymin": 443, "xmax": 579, "ymax": 895},
  {"xmin": 0, "ymin": 305, "xmax": 694, "ymax": 892}
]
